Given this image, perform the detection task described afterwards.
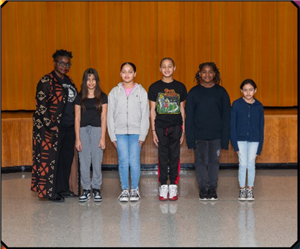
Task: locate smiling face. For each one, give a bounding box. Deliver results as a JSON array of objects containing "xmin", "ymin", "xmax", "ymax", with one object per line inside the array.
[
  {"xmin": 160, "ymin": 59, "xmax": 176, "ymax": 78},
  {"xmin": 53, "ymin": 56, "xmax": 71, "ymax": 77},
  {"xmin": 198, "ymin": 65, "xmax": 216, "ymax": 84},
  {"xmin": 86, "ymin": 74, "xmax": 96, "ymax": 91},
  {"xmin": 241, "ymin": 83, "xmax": 257, "ymax": 102},
  {"xmin": 120, "ymin": 64, "xmax": 136, "ymax": 84}
]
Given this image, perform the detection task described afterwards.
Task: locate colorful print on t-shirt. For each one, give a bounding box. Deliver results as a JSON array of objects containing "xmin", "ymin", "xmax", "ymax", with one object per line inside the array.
[{"xmin": 156, "ymin": 88, "xmax": 180, "ymax": 114}]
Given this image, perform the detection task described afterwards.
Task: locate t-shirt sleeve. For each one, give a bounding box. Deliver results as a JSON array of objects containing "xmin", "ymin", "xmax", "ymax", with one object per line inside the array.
[
  {"xmin": 101, "ymin": 93, "xmax": 108, "ymax": 104},
  {"xmin": 74, "ymin": 94, "xmax": 81, "ymax": 106},
  {"xmin": 180, "ymin": 84, "xmax": 188, "ymax": 102},
  {"xmin": 148, "ymin": 85, "xmax": 157, "ymax": 102}
]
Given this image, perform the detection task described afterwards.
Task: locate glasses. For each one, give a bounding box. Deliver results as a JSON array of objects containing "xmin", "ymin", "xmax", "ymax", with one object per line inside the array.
[{"xmin": 55, "ymin": 60, "xmax": 72, "ymax": 68}]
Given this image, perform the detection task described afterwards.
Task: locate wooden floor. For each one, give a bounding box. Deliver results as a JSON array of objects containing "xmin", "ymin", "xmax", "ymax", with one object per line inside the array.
[{"xmin": 1, "ymin": 108, "xmax": 298, "ymax": 168}]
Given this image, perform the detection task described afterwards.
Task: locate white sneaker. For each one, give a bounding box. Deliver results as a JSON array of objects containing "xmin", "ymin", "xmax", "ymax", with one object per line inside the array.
[
  {"xmin": 168, "ymin": 184, "xmax": 178, "ymax": 201},
  {"xmin": 159, "ymin": 185, "xmax": 168, "ymax": 201},
  {"xmin": 118, "ymin": 189, "xmax": 130, "ymax": 202},
  {"xmin": 130, "ymin": 189, "xmax": 140, "ymax": 202}
]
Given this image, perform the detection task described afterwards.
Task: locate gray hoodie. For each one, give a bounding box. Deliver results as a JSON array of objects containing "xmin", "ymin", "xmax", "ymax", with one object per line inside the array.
[{"xmin": 107, "ymin": 82, "xmax": 150, "ymax": 142}]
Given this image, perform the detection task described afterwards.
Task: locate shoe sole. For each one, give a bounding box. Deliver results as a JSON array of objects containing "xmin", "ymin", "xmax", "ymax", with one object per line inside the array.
[
  {"xmin": 168, "ymin": 196, "xmax": 178, "ymax": 201},
  {"xmin": 238, "ymin": 198, "xmax": 247, "ymax": 201},
  {"xmin": 199, "ymin": 198, "xmax": 208, "ymax": 201},
  {"xmin": 247, "ymin": 198, "xmax": 255, "ymax": 201},
  {"xmin": 130, "ymin": 197, "xmax": 140, "ymax": 202},
  {"xmin": 159, "ymin": 197, "xmax": 168, "ymax": 201},
  {"xmin": 208, "ymin": 198, "xmax": 218, "ymax": 201},
  {"xmin": 119, "ymin": 198, "xmax": 129, "ymax": 202},
  {"xmin": 79, "ymin": 197, "xmax": 90, "ymax": 202},
  {"xmin": 94, "ymin": 199, "xmax": 102, "ymax": 202}
]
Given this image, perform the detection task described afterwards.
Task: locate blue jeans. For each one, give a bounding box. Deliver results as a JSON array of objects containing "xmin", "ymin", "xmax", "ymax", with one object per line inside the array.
[
  {"xmin": 116, "ymin": 134, "xmax": 141, "ymax": 190},
  {"xmin": 237, "ymin": 141, "xmax": 259, "ymax": 187}
]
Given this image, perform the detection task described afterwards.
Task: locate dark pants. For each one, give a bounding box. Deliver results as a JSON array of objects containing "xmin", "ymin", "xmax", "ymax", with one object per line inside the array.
[
  {"xmin": 194, "ymin": 139, "xmax": 221, "ymax": 190},
  {"xmin": 156, "ymin": 125, "xmax": 182, "ymax": 185},
  {"xmin": 55, "ymin": 125, "xmax": 75, "ymax": 193}
]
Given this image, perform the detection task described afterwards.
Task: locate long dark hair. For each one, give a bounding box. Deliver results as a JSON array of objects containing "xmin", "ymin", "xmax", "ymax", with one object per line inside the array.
[
  {"xmin": 80, "ymin": 68, "xmax": 103, "ymax": 113},
  {"xmin": 194, "ymin": 62, "xmax": 221, "ymax": 85}
]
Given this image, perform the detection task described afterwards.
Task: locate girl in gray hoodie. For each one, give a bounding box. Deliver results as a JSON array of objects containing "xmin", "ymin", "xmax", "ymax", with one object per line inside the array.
[{"xmin": 107, "ymin": 62, "xmax": 149, "ymax": 202}]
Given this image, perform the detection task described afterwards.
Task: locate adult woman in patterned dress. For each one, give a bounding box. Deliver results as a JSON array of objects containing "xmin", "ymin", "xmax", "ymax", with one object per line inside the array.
[{"xmin": 31, "ymin": 49, "xmax": 77, "ymax": 202}]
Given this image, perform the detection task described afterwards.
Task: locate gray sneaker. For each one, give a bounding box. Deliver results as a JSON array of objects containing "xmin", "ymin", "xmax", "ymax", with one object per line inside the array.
[
  {"xmin": 246, "ymin": 189, "xmax": 255, "ymax": 201},
  {"xmin": 118, "ymin": 189, "xmax": 130, "ymax": 202},
  {"xmin": 238, "ymin": 188, "xmax": 247, "ymax": 201},
  {"xmin": 129, "ymin": 189, "xmax": 140, "ymax": 202}
]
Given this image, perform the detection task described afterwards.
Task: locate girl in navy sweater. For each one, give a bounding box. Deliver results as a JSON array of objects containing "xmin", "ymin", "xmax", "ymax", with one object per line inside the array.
[{"xmin": 230, "ymin": 79, "xmax": 264, "ymax": 201}]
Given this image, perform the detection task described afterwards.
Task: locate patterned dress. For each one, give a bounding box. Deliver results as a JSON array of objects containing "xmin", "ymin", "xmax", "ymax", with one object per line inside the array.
[{"xmin": 31, "ymin": 71, "xmax": 76, "ymax": 198}]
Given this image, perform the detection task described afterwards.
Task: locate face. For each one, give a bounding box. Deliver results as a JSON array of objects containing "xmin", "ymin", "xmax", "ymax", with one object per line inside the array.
[
  {"xmin": 86, "ymin": 74, "xmax": 96, "ymax": 90},
  {"xmin": 120, "ymin": 64, "xmax": 136, "ymax": 83},
  {"xmin": 199, "ymin": 65, "xmax": 216, "ymax": 84},
  {"xmin": 53, "ymin": 56, "xmax": 71, "ymax": 76},
  {"xmin": 241, "ymin": 83, "xmax": 257, "ymax": 101},
  {"xmin": 160, "ymin": 59, "xmax": 176, "ymax": 78}
]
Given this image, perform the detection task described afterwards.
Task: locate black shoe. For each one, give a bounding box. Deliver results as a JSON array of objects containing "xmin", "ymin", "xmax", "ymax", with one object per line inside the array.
[
  {"xmin": 49, "ymin": 193, "xmax": 65, "ymax": 202},
  {"xmin": 207, "ymin": 187, "xmax": 218, "ymax": 200},
  {"xmin": 199, "ymin": 187, "xmax": 208, "ymax": 200},
  {"xmin": 60, "ymin": 190, "xmax": 77, "ymax": 198}
]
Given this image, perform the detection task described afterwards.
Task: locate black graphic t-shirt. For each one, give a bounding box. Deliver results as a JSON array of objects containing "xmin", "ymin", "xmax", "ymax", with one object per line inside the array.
[
  {"xmin": 53, "ymin": 72, "xmax": 77, "ymax": 127},
  {"xmin": 74, "ymin": 93, "xmax": 108, "ymax": 127},
  {"xmin": 148, "ymin": 79, "xmax": 187, "ymax": 128}
]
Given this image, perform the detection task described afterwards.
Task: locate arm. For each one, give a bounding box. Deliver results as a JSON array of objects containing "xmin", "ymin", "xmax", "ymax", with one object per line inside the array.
[
  {"xmin": 150, "ymin": 100, "xmax": 159, "ymax": 147},
  {"xmin": 230, "ymin": 103, "xmax": 239, "ymax": 153},
  {"xmin": 180, "ymin": 101, "xmax": 185, "ymax": 145},
  {"xmin": 138, "ymin": 89, "xmax": 150, "ymax": 146},
  {"xmin": 99, "ymin": 104, "xmax": 108, "ymax": 150},
  {"xmin": 35, "ymin": 77, "xmax": 58, "ymax": 131},
  {"xmin": 257, "ymin": 105, "xmax": 264, "ymax": 155},
  {"xmin": 74, "ymin": 105, "xmax": 82, "ymax": 151},
  {"xmin": 221, "ymin": 91, "xmax": 231, "ymax": 150},
  {"xmin": 107, "ymin": 91, "xmax": 117, "ymax": 146}
]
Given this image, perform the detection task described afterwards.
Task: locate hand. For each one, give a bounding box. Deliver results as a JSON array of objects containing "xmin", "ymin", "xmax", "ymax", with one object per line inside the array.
[
  {"xmin": 50, "ymin": 126, "xmax": 59, "ymax": 133},
  {"xmin": 180, "ymin": 132, "xmax": 185, "ymax": 145},
  {"xmin": 152, "ymin": 131, "xmax": 159, "ymax": 147},
  {"xmin": 75, "ymin": 140, "xmax": 82, "ymax": 152},
  {"xmin": 113, "ymin": 141, "xmax": 117, "ymax": 149},
  {"xmin": 99, "ymin": 139, "xmax": 106, "ymax": 150},
  {"xmin": 138, "ymin": 140, "xmax": 144, "ymax": 147}
]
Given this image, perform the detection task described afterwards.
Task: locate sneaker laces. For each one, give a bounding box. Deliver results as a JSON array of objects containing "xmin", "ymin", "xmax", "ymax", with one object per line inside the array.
[
  {"xmin": 169, "ymin": 186, "xmax": 177, "ymax": 197},
  {"xmin": 118, "ymin": 189, "xmax": 129, "ymax": 199},
  {"xmin": 131, "ymin": 189, "xmax": 139, "ymax": 197}
]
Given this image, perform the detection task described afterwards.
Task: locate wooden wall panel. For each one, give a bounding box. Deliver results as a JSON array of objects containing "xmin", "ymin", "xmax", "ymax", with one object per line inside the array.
[{"xmin": 1, "ymin": 111, "xmax": 297, "ymax": 168}]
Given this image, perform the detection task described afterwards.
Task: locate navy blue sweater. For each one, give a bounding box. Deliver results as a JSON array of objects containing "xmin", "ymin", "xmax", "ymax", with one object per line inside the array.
[
  {"xmin": 230, "ymin": 97, "xmax": 264, "ymax": 155},
  {"xmin": 185, "ymin": 84, "xmax": 231, "ymax": 149}
]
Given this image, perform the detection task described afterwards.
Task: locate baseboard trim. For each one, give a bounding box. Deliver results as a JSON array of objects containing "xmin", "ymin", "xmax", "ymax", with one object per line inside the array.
[{"xmin": 1, "ymin": 163, "xmax": 297, "ymax": 173}]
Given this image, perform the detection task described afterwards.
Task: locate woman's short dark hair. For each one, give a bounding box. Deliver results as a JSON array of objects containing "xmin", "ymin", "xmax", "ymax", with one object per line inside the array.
[{"xmin": 52, "ymin": 49, "xmax": 73, "ymax": 60}]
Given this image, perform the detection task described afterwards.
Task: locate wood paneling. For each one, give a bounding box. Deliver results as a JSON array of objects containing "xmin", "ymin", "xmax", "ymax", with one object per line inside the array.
[
  {"xmin": 1, "ymin": 110, "xmax": 297, "ymax": 168},
  {"xmin": 2, "ymin": 2, "xmax": 297, "ymax": 110}
]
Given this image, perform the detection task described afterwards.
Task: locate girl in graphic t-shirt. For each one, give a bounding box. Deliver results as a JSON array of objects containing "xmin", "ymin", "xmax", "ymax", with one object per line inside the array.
[
  {"xmin": 148, "ymin": 58, "xmax": 187, "ymax": 201},
  {"xmin": 74, "ymin": 68, "xmax": 107, "ymax": 203}
]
